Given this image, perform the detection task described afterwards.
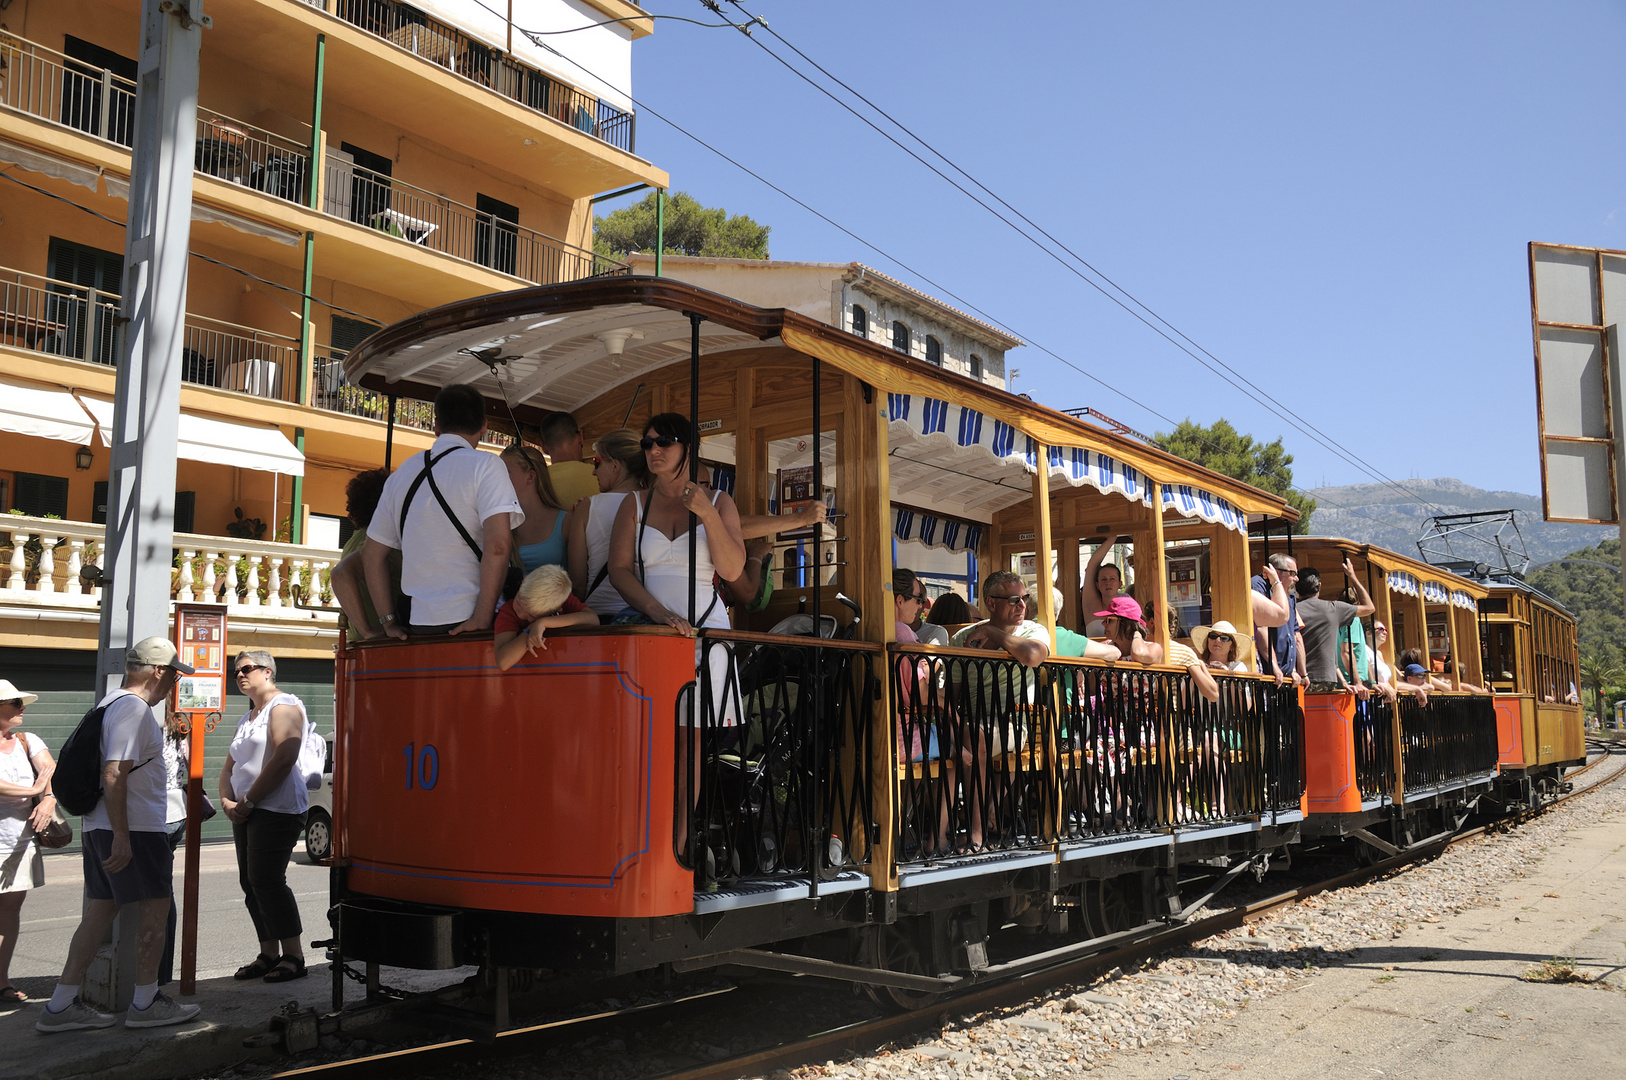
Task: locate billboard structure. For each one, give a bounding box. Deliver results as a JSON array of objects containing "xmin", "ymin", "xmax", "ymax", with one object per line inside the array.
[{"xmin": 1528, "ymin": 242, "xmax": 1626, "ymax": 525}]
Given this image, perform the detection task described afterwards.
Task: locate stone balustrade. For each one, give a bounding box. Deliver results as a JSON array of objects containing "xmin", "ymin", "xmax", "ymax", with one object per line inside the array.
[{"xmin": 1, "ymin": 513, "xmax": 343, "ymax": 621}]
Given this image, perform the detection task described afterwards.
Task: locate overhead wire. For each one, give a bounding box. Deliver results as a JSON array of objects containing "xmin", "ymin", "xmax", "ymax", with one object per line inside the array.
[
  {"xmin": 0, "ymin": 169, "xmax": 383, "ymax": 325},
  {"xmin": 508, "ymin": 18, "xmax": 1427, "ymax": 538},
  {"xmin": 711, "ymin": 0, "xmax": 1451, "ymax": 520}
]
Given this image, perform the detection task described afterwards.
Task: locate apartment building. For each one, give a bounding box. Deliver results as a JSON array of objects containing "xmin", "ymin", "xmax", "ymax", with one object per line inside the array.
[{"xmin": 0, "ymin": 0, "xmax": 667, "ymax": 813}]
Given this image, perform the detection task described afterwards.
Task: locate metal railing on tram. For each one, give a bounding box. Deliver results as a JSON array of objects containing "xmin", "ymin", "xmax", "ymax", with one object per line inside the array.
[
  {"xmin": 891, "ymin": 649, "xmax": 1306, "ymax": 862},
  {"xmin": 1353, "ymin": 695, "xmax": 1396, "ymax": 803},
  {"xmin": 1396, "ymin": 694, "xmax": 1500, "ymax": 792},
  {"xmin": 677, "ymin": 631, "xmax": 880, "ymax": 885}
]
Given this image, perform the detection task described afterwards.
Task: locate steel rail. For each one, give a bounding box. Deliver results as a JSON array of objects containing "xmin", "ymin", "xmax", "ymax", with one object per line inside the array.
[{"xmin": 270, "ymin": 748, "xmax": 1624, "ymax": 1080}]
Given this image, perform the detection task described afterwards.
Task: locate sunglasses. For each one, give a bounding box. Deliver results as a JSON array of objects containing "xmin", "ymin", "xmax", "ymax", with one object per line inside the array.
[
  {"xmin": 640, "ymin": 436, "xmax": 681, "ymax": 450},
  {"xmin": 1209, "ymin": 634, "xmax": 1232, "ymax": 643},
  {"xmin": 593, "ymin": 456, "xmax": 605, "ymax": 467},
  {"xmin": 987, "ymin": 593, "xmax": 1029, "ymax": 605},
  {"xmin": 907, "ymin": 592, "xmax": 929, "ymax": 603},
  {"xmin": 234, "ymin": 664, "xmax": 269, "ymax": 678}
]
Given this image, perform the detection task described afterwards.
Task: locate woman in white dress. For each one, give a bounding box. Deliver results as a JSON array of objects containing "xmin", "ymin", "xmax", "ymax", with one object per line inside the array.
[
  {"xmin": 608, "ymin": 415, "xmax": 746, "ymax": 859},
  {"xmin": 566, "ymin": 428, "xmax": 650, "ymax": 618},
  {"xmin": 0, "ymin": 679, "xmax": 55, "ymax": 1004}
]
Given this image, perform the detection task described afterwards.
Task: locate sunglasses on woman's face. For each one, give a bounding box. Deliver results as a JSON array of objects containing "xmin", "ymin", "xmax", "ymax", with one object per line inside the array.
[
  {"xmin": 235, "ymin": 664, "xmax": 268, "ymax": 678},
  {"xmin": 1210, "ymin": 634, "xmax": 1232, "ymax": 643},
  {"xmin": 640, "ymin": 436, "xmax": 681, "ymax": 450}
]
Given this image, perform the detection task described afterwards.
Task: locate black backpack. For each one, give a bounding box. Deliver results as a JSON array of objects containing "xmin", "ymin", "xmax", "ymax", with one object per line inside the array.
[{"xmin": 55, "ymin": 702, "xmax": 124, "ymax": 817}]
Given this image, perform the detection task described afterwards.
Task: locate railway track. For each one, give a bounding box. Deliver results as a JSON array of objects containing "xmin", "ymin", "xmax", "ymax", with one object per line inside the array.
[{"xmin": 263, "ymin": 744, "xmax": 1625, "ymax": 1080}]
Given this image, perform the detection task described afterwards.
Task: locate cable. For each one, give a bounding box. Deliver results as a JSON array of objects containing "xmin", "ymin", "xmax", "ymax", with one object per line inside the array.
[
  {"xmin": 0, "ymin": 169, "xmax": 382, "ymax": 325},
  {"xmin": 712, "ymin": 0, "xmax": 1450, "ymax": 519}
]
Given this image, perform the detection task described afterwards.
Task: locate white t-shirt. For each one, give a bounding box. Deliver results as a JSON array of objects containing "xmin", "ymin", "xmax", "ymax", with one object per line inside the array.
[
  {"xmin": 82, "ymin": 689, "xmax": 168, "ymax": 834},
  {"xmin": 161, "ymin": 733, "xmax": 189, "ymax": 825},
  {"xmin": 228, "ymin": 693, "xmax": 311, "ymax": 816},
  {"xmin": 0, "ymin": 733, "xmax": 46, "ymax": 854},
  {"xmin": 367, "ymin": 433, "xmax": 525, "ymax": 626}
]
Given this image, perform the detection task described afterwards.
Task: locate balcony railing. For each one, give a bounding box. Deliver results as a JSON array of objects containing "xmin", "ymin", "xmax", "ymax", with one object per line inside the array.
[
  {"xmin": 1, "ymin": 266, "xmax": 302, "ymax": 404},
  {"xmin": 324, "ymin": 0, "xmax": 636, "ymax": 153},
  {"xmin": 1, "ymin": 513, "xmax": 342, "ymax": 618},
  {"xmin": 1397, "ymin": 694, "xmax": 1499, "ymax": 794},
  {"xmin": 195, "ymin": 107, "xmax": 313, "ymax": 203},
  {"xmin": 0, "ymin": 33, "xmax": 137, "ymax": 146},
  {"xmin": 328, "ymin": 161, "xmax": 623, "ymax": 283},
  {"xmin": 312, "ymin": 349, "xmax": 436, "ymax": 431}
]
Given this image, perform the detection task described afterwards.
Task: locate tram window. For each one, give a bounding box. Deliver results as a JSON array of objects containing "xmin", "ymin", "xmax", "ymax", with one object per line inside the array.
[
  {"xmin": 892, "ymin": 321, "xmax": 910, "ymax": 355},
  {"xmin": 766, "ymin": 430, "xmax": 840, "ymax": 591},
  {"xmin": 925, "ymin": 335, "xmax": 942, "ymax": 367},
  {"xmin": 851, "ymin": 304, "xmax": 868, "ymax": 339},
  {"xmin": 970, "ymin": 354, "xmax": 983, "ymax": 381}
]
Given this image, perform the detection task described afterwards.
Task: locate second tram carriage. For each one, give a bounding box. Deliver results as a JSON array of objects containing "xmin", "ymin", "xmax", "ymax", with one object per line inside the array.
[{"xmin": 320, "ymin": 276, "xmax": 1578, "ymax": 1010}]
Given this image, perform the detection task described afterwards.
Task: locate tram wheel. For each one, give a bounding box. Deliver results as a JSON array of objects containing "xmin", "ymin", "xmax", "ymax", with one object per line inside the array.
[
  {"xmin": 1085, "ymin": 874, "xmax": 1139, "ymax": 937},
  {"xmin": 862, "ymin": 924, "xmax": 944, "ymax": 1013}
]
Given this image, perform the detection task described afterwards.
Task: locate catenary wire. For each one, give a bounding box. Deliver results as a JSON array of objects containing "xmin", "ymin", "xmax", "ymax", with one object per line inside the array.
[
  {"xmin": 710, "ymin": 0, "xmax": 1451, "ymax": 520},
  {"xmin": 509, "ymin": 27, "xmax": 1427, "ymax": 538}
]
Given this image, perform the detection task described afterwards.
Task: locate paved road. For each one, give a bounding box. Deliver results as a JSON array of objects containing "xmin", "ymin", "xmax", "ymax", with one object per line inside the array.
[
  {"xmin": 1093, "ymin": 804, "xmax": 1626, "ymax": 1079},
  {"xmin": 7, "ymin": 838, "xmax": 329, "ymax": 987}
]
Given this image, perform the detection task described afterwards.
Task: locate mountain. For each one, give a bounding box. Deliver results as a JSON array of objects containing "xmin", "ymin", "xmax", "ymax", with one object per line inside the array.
[{"xmin": 1302, "ymin": 478, "xmax": 1619, "ymax": 569}]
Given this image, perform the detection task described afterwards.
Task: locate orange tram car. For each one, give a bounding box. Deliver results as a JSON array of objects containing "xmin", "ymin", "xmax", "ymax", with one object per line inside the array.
[{"xmin": 323, "ymin": 277, "xmax": 1583, "ymax": 1013}]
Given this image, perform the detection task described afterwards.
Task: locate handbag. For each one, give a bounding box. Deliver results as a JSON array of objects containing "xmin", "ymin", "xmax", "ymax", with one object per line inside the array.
[{"xmin": 25, "ymin": 737, "xmax": 73, "ymax": 849}]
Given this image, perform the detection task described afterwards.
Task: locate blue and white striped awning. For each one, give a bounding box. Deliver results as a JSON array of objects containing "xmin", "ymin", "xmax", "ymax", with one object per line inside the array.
[
  {"xmin": 1420, "ymin": 580, "xmax": 1450, "ymax": 605},
  {"xmin": 1450, "ymin": 589, "xmax": 1477, "ymax": 611},
  {"xmin": 886, "ymin": 393, "xmax": 1246, "ymax": 534},
  {"xmin": 893, "ymin": 506, "xmax": 983, "ymax": 553},
  {"xmin": 1388, "ymin": 570, "xmax": 1419, "ymax": 596}
]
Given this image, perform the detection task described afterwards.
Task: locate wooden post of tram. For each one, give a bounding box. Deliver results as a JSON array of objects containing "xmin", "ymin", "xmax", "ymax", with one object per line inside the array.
[
  {"xmin": 846, "ymin": 376, "xmax": 896, "ymax": 890},
  {"xmin": 1440, "ymin": 587, "xmax": 1462, "ymax": 692},
  {"xmin": 1030, "ymin": 444, "xmax": 1060, "ymax": 841},
  {"xmin": 1371, "ymin": 562, "xmax": 1405, "ymax": 804},
  {"xmin": 1148, "ymin": 482, "xmax": 1171, "ymax": 655}
]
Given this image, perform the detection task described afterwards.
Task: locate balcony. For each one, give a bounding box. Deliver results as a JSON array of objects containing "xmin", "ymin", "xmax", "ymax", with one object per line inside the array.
[
  {"xmin": 324, "ymin": 0, "xmax": 636, "ymax": 154},
  {"xmin": 1, "ymin": 512, "xmax": 343, "ymax": 623},
  {"xmin": 328, "ymin": 160, "xmax": 623, "ymax": 282},
  {"xmin": 1, "ymin": 266, "xmax": 302, "ymax": 404},
  {"xmin": 1, "ymin": 33, "xmax": 314, "ymax": 201}
]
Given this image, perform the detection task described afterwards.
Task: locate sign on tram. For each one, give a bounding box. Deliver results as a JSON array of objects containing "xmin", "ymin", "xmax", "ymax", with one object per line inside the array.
[{"xmin": 1528, "ymin": 241, "xmax": 1626, "ymax": 524}]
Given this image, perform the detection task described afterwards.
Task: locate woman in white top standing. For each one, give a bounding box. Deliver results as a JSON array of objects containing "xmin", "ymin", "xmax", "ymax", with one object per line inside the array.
[
  {"xmin": 0, "ymin": 679, "xmax": 54, "ymax": 1003},
  {"xmin": 566, "ymin": 427, "xmax": 649, "ymax": 618},
  {"xmin": 220, "ymin": 651, "xmax": 309, "ymax": 983}
]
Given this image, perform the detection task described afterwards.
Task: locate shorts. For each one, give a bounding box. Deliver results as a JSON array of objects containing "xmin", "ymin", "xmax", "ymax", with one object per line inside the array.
[{"xmin": 82, "ymin": 829, "xmax": 172, "ymax": 905}]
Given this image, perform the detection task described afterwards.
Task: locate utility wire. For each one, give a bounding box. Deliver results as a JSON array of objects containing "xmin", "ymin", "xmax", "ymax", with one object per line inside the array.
[
  {"xmin": 0, "ymin": 169, "xmax": 383, "ymax": 325},
  {"xmin": 713, "ymin": 0, "xmax": 1450, "ymax": 520},
  {"xmin": 522, "ymin": 29, "xmax": 1428, "ymax": 538}
]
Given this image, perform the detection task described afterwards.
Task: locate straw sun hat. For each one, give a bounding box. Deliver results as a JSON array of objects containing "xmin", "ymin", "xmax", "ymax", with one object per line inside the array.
[
  {"xmin": 0, "ymin": 679, "xmax": 40, "ymax": 706},
  {"xmin": 1192, "ymin": 621, "xmax": 1253, "ymax": 663}
]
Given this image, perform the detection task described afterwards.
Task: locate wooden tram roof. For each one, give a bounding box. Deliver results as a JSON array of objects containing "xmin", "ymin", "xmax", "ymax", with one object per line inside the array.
[
  {"xmin": 1254, "ymin": 536, "xmax": 1490, "ymax": 606},
  {"xmin": 344, "ymin": 276, "xmax": 1297, "ymax": 521}
]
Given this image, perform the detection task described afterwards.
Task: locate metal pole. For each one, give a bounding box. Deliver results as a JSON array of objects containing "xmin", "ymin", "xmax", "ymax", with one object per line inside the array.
[
  {"xmin": 92, "ymin": 0, "xmax": 208, "ymax": 1013},
  {"xmin": 809, "ymin": 354, "xmax": 822, "ymax": 895},
  {"xmin": 655, "ymin": 189, "xmax": 665, "ymax": 277},
  {"xmin": 686, "ymin": 312, "xmax": 702, "ymax": 626},
  {"xmin": 308, "ymin": 34, "xmax": 325, "ymax": 210},
  {"xmin": 384, "ymin": 394, "xmax": 397, "ymax": 471}
]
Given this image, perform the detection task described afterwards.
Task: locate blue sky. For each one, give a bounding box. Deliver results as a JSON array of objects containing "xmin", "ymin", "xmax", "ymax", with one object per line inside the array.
[{"xmin": 607, "ymin": 1, "xmax": 1626, "ymax": 498}]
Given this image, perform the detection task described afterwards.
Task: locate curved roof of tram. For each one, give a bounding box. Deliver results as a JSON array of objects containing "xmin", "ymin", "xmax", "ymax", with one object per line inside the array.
[{"xmin": 343, "ymin": 275, "xmax": 1299, "ymax": 524}]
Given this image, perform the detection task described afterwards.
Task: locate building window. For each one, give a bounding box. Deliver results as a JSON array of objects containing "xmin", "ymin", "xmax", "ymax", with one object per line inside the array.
[
  {"xmin": 970, "ymin": 354, "xmax": 984, "ymax": 381},
  {"xmin": 12, "ymin": 473, "xmax": 70, "ymax": 518},
  {"xmin": 851, "ymin": 304, "xmax": 867, "ymax": 338},
  {"xmin": 925, "ymin": 335, "xmax": 942, "ymax": 367},
  {"xmin": 476, "ymin": 193, "xmax": 520, "ymax": 276},
  {"xmin": 892, "ymin": 321, "xmax": 910, "ymax": 355}
]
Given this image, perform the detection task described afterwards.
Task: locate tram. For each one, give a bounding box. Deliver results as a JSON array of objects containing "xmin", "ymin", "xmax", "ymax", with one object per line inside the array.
[{"xmin": 317, "ymin": 276, "xmax": 1554, "ymax": 1012}]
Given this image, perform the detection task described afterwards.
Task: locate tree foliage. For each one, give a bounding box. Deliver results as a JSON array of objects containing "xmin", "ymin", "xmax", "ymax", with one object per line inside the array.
[
  {"xmin": 1150, "ymin": 418, "xmax": 1316, "ymax": 532},
  {"xmin": 1528, "ymin": 539, "xmax": 1625, "ymax": 717},
  {"xmin": 594, "ymin": 191, "xmax": 770, "ymax": 261}
]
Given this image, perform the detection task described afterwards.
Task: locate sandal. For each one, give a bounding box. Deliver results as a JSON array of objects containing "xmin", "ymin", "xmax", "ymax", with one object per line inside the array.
[
  {"xmin": 0, "ymin": 985, "xmax": 25, "ymax": 1003},
  {"xmin": 234, "ymin": 953, "xmax": 277, "ymax": 980},
  {"xmin": 263, "ymin": 955, "xmax": 308, "ymax": 983}
]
